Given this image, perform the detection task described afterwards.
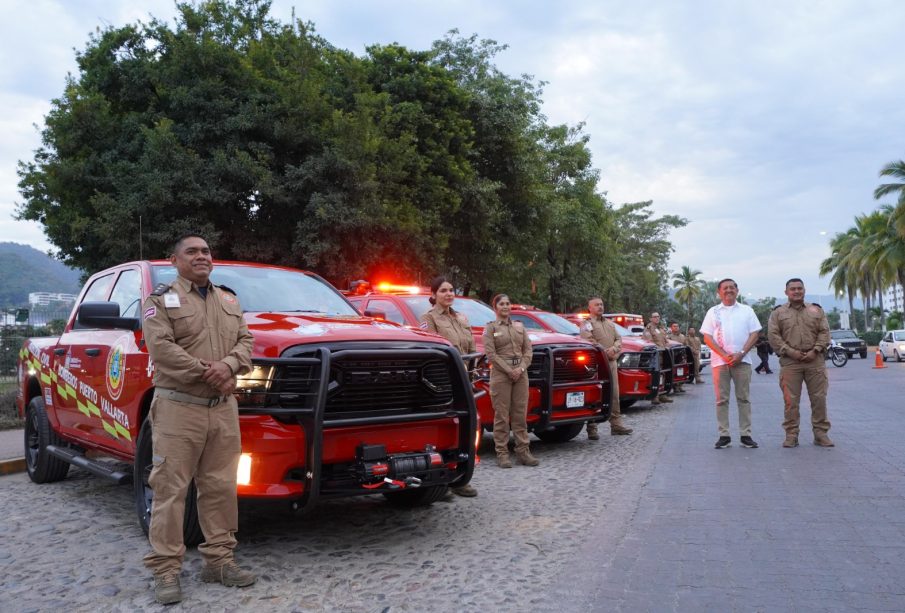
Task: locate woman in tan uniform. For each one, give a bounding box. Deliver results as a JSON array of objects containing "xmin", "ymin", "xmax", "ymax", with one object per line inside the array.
[
  {"xmin": 419, "ymin": 276, "xmax": 478, "ymax": 497},
  {"xmin": 482, "ymin": 294, "xmax": 538, "ymax": 468}
]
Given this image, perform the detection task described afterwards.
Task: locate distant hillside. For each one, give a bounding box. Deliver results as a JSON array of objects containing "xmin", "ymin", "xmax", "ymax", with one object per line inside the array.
[{"xmin": 0, "ymin": 243, "xmax": 83, "ymax": 306}]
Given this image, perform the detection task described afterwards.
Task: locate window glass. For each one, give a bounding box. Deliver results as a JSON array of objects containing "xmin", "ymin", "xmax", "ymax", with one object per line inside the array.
[
  {"xmin": 402, "ymin": 296, "xmax": 495, "ymax": 326},
  {"xmin": 536, "ymin": 312, "xmax": 581, "ymax": 335},
  {"xmin": 366, "ymin": 299, "xmax": 406, "ymax": 325},
  {"xmin": 510, "ymin": 314, "xmax": 544, "ymax": 329},
  {"xmin": 82, "ymin": 273, "xmax": 115, "ymax": 303},
  {"xmin": 892, "ymin": 331, "xmax": 905, "ymax": 341},
  {"xmin": 151, "ymin": 265, "xmax": 358, "ymax": 316},
  {"xmin": 109, "ymin": 269, "xmax": 142, "ymax": 318}
]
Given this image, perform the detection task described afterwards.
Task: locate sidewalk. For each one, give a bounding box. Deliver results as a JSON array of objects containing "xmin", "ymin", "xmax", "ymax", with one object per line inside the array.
[{"xmin": 0, "ymin": 428, "xmax": 25, "ymax": 475}]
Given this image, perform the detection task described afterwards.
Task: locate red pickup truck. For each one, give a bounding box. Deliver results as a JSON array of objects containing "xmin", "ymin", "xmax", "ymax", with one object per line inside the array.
[
  {"xmin": 346, "ymin": 285, "xmax": 612, "ymax": 443},
  {"xmin": 17, "ymin": 261, "xmax": 478, "ymax": 544}
]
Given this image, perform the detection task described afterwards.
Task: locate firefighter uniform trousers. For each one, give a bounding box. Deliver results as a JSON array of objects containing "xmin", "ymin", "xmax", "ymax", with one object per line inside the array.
[
  {"xmin": 143, "ymin": 395, "xmax": 242, "ymax": 575},
  {"xmin": 607, "ymin": 358, "xmax": 623, "ymax": 426},
  {"xmin": 779, "ymin": 360, "xmax": 830, "ymax": 437},
  {"xmin": 490, "ymin": 366, "xmax": 530, "ymax": 455}
]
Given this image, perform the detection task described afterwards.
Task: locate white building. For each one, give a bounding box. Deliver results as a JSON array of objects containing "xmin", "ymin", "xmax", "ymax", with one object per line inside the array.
[
  {"xmin": 885, "ymin": 284, "xmax": 904, "ymax": 313},
  {"xmin": 28, "ymin": 292, "xmax": 77, "ymax": 306}
]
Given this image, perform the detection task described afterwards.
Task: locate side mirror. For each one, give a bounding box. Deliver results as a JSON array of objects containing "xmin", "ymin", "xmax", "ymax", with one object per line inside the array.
[
  {"xmin": 77, "ymin": 301, "xmax": 141, "ymax": 331},
  {"xmin": 364, "ymin": 309, "xmax": 387, "ymax": 321}
]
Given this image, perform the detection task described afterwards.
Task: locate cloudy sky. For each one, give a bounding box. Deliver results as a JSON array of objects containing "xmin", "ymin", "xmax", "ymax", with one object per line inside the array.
[{"xmin": 2, "ymin": 0, "xmax": 903, "ymax": 299}]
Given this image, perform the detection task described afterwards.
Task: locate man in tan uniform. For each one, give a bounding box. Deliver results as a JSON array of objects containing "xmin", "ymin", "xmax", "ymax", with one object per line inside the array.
[
  {"xmin": 767, "ymin": 278, "xmax": 834, "ymax": 448},
  {"xmin": 666, "ymin": 322, "xmax": 687, "ymax": 392},
  {"xmin": 642, "ymin": 312, "xmax": 673, "ymax": 405},
  {"xmin": 142, "ymin": 234, "xmax": 256, "ymax": 604},
  {"xmin": 579, "ymin": 297, "xmax": 633, "ymax": 437},
  {"xmin": 685, "ymin": 327, "xmax": 705, "ymax": 384}
]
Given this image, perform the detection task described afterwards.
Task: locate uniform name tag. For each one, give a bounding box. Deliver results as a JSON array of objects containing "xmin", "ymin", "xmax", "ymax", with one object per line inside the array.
[
  {"xmin": 493, "ymin": 332, "xmax": 502, "ymax": 337},
  {"xmin": 164, "ymin": 293, "xmax": 181, "ymax": 308}
]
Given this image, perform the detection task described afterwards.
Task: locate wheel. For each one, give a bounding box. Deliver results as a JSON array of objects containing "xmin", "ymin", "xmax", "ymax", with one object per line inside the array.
[
  {"xmin": 896, "ymin": 350, "xmax": 903, "ymax": 362},
  {"xmin": 859, "ymin": 350, "xmax": 867, "ymax": 359},
  {"xmin": 620, "ymin": 399, "xmax": 637, "ymax": 410},
  {"xmin": 830, "ymin": 348, "xmax": 847, "ymax": 367},
  {"xmin": 24, "ymin": 397, "xmax": 70, "ymax": 483},
  {"xmin": 533, "ymin": 422, "xmax": 584, "ymax": 443},
  {"xmin": 383, "ymin": 485, "xmax": 449, "ymax": 507},
  {"xmin": 134, "ymin": 416, "xmax": 203, "ymax": 546},
  {"xmin": 882, "ymin": 351, "xmax": 888, "ymax": 362}
]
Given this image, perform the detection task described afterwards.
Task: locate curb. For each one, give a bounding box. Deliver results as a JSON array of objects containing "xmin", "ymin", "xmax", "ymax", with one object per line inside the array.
[{"xmin": 0, "ymin": 457, "xmax": 26, "ymax": 476}]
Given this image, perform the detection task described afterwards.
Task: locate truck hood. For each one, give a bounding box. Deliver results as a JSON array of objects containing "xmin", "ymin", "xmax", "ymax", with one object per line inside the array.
[
  {"xmin": 469, "ymin": 327, "xmax": 593, "ymax": 353},
  {"xmin": 245, "ymin": 312, "xmax": 450, "ymax": 357},
  {"xmin": 621, "ymin": 336, "xmax": 658, "ymax": 352}
]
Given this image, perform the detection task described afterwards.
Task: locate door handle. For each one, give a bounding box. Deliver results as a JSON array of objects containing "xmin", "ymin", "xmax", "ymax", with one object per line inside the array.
[
  {"xmin": 85, "ymin": 348, "xmax": 101, "ymax": 357},
  {"xmin": 54, "ymin": 348, "xmax": 67, "ymax": 356}
]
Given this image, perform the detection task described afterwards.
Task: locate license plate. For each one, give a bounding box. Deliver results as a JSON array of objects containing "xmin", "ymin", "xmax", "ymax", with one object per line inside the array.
[
  {"xmin": 677, "ymin": 367, "xmax": 684, "ymax": 376},
  {"xmin": 566, "ymin": 392, "xmax": 585, "ymax": 408}
]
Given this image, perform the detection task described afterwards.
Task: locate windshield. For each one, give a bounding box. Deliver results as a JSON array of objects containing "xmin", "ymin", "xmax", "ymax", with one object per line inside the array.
[
  {"xmin": 152, "ymin": 264, "xmax": 358, "ymax": 316},
  {"xmin": 535, "ymin": 312, "xmax": 580, "ymax": 335},
  {"xmin": 612, "ymin": 322, "xmax": 634, "ymax": 336},
  {"xmin": 402, "ymin": 295, "xmax": 496, "ymax": 326},
  {"xmin": 831, "ymin": 330, "xmax": 858, "ymax": 339},
  {"xmin": 894, "ymin": 331, "xmax": 905, "ymax": 341}
]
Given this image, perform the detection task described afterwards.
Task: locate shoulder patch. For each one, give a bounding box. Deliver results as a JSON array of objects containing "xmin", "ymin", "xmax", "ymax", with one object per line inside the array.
[
  {"xmin": 772, "ymin": 304, "xmax": 782, "ymax": 311},
  {"xmin": 217, "ymin": 284, "xmax": 237, "ymax": 296},
  {"xmin": 150, "ymin": 283, "xmax": 171, "ymax": 296},
  {"xmin": 810, "ymin": 303, "xmax": 822, "ymax": 309},
  {"xmin": 419, "ymin": 321, "xmax": 429, "ymax": 330}
]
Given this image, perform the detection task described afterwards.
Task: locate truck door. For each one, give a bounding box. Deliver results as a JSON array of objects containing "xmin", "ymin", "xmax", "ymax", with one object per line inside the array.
[
  {"xmin": 63, "ymin": 267, "xmax": 144, "ymax": 455},
  {"xmin": 53, "ymin": 272, "xmax": 116, "ymax": 441}
]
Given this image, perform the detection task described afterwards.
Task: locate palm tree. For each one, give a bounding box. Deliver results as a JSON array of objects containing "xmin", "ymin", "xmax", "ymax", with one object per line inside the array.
[
  {"xmin": 875, "ymin": 159, "xmax": 905, "ymax": 239},
  {"xmin": 672, "ymin": 266, "xmax": 704, "ymax": 328},
  {"xmin": 874, "ymin": 159, "xmax": 905, "ymax": 201}
]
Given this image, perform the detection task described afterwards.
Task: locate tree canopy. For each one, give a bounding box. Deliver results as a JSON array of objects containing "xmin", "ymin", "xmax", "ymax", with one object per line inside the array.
[{"xmin": 17, "ymin": 0, "xmax": 684, "ymax": 313}]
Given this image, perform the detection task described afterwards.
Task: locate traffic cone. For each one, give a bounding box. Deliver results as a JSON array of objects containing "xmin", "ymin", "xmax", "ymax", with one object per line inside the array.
[{"xmin": 873, "ymin": 349, "xmax": 887, "ymax": 369}]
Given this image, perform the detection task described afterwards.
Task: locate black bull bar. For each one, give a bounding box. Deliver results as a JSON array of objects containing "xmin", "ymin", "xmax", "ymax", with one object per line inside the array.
[{"xmin": 237, "ymin": 344, "xmax": 478, "ymax": 512}]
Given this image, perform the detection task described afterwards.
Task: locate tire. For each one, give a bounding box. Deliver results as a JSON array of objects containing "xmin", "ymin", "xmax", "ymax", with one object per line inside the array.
[
  {"xmin": 620, "ymin": 399, "xmax": 637, "ymax": 410},
  {"xmin": 533, "ymin": 422, "xmax": 584, "ymax": 443},
  {"xmin": 830, "ymin": 348, "xmax": 847, "ymax": 368},
  {"xmin": 134, "ymin": 416, "xmax": 204, "ymax": 546},
  {"xmin": 882, "ymin": 352, "xmax": 888, "ymax": 362},
  {"xmin": 383, "ymin": 485, "xmax": 449, "ymax": 507},
  {"xmin": 24, "ymin": 397, "xmax": 70, "ymax": 483},
  {"xmin": 896, "ymin": 350, "xmax": 903, "ymax": 363},
  {"xmin": 859, "ymin": 350, "xmax": 867, "ymax": 359}
]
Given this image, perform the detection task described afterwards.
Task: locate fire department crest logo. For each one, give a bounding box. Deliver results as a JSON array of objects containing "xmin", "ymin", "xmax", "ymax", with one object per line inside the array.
[{"xmin": 106, "ymin": 343, "xmax": 126, "ymax": 400}]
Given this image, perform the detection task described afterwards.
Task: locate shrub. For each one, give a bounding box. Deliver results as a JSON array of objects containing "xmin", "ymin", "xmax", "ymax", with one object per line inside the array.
[{"xmin": 860, "ymin": 330, "xmax": 883, "ymax": 346}]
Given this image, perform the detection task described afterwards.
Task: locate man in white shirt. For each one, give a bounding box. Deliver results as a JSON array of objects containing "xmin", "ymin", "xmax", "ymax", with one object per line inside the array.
[{"xmin": 700, "ymin": 278, "xmax": 762, "ymax": 449}]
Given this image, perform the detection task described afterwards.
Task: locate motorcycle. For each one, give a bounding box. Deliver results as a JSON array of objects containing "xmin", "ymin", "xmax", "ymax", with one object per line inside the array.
[{"xmin": 826, "ymin": 340, "xmax": 848, "ymax": 367}]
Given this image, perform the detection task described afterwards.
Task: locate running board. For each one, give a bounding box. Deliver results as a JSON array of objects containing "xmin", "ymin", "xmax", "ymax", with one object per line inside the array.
[{"xmin": 46, "ymin": 445, "xmax": 132, "ymax": 485}]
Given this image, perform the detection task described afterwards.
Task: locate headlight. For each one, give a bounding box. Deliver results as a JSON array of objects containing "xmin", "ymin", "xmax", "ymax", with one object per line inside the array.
[
  {"xmin": 234, "ymin": 365, "xmax": 274, "ymax": 406},
  {"xmin": 619, "ymin": 352, "xmax": 642, "ymax": 368},
  {"xmin": 237, "ymin": 453, "xmax": 252, "ymax": 485}
]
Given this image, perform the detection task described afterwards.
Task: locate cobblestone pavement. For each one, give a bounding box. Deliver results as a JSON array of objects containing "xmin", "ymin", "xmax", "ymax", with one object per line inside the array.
[
  {"xmin": 0, "ymin": 389, "xmax": 676, "ymax": 612},
  {"xmin": 3, "ymin": 357, "xmax": 904, "ymax": 612}
]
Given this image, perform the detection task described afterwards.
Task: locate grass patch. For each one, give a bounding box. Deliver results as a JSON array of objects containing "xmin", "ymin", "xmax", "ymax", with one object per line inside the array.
[{"xmin": 0, "ymin": 387, "xmax": 23, "ymax": 430}]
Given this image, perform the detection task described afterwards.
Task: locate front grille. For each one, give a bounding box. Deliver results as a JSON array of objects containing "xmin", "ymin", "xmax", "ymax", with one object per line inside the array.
[
  {"xmin": 527, "ymin": 351, "xmax": 546, "ymax": 380},
  {"xmin": 671, "ymin": 347, "xmax": 688, "ymax": 365},
  {"xmin": 326, "ymin": 358, "xmax": 453, "ymax": 416},
  {"xmin": 552, "ymin": 349, "xmax": 599, "ymax": 383}
]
